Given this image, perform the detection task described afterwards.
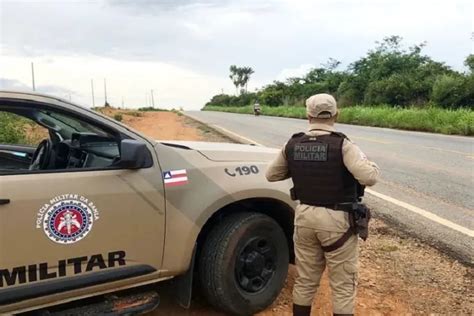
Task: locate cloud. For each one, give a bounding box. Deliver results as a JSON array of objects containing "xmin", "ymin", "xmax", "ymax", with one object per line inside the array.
[
  {"xmin": 276, "ymin": 64, "xmax": 315, "ymax": 82},
  {"xmin": 0, "ymin": 78, "xmax": 30, "ymax": 90},
  {"xmin": 107, "ymin": 0, "xmax": 229, "ymax": 12},
  {"xmin": 0, "ymin": 55, "xmax": 238, "ymax": 109},
  {"xmin": 0, "ymin": 77, "xmax": 80, "ymax": 102},
  {"xmin": 37, "ymin": 84, "xmax": 78, "ymax": 99},
  {"xmin": 1, "ymin": 0, "xmax": 472, "ymax": 109}
]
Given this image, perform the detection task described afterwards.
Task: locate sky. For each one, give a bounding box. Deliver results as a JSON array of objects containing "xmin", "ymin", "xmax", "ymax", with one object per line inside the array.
[{"xmin": 0, "ymin": 0, "xmax": 473, "ymax": 110}]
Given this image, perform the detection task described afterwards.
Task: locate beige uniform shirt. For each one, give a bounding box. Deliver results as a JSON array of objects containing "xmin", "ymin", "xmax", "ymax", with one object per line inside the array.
[{"xmin": 266, "ymin": 122, "xmax": 380, "ymax": 232}]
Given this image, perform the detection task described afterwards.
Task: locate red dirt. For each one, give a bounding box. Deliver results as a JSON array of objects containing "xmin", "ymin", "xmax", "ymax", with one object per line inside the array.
[{"xmin": 121, "ymin": 111, "xmax": 206, "ymax": 141}]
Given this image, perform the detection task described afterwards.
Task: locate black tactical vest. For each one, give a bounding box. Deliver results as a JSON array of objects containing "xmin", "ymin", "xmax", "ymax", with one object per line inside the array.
[{"xmin": 285, "ymin": 131, "xmax": 359, "ymax": 205}]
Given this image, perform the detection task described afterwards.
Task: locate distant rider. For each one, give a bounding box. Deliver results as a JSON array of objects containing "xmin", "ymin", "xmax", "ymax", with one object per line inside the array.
[{"xmin": 253, "ymin": 102, "xmax": 261, "ymax": 116}]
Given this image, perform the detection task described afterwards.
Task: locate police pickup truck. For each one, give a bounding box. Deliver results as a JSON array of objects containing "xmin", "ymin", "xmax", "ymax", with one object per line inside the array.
[{"xmin": 0, "ymin": 91, "xmax": 295, "ymax": 315}]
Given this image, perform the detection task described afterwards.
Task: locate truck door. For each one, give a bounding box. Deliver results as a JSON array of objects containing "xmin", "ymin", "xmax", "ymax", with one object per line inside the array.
[{"xmin": 0, "ymin": 104, "xmax": 165, "ymax": 309}]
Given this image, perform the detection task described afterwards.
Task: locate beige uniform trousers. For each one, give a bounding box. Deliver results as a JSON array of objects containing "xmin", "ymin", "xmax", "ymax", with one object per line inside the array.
[{"xmin": 292, "ymin": 204, "xmax": 358, "ymax": 314}]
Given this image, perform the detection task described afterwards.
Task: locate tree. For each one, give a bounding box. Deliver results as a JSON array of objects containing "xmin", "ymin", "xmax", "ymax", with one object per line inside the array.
[
  {"xmin": 229, "ymin": 65, "xmax": 255, "ymax": 94},
  {"xmin": 240, "ymin": 66, "xmax": 255, "ymax": 93},
  {"xmin": 464, "ymin": 54, "xmax": 474, "ymax": 73},
  {"xmin": 229, "ymin": 65, "xmax": 241, "ymax": 95},
  {"xmin": 322, "ymin": 58, "xmax": 341, "ymax": 71}
]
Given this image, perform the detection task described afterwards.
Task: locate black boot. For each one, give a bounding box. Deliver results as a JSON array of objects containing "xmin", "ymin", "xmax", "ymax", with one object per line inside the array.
[{"xmin": 293, "ymin": 304, "xmax": 311, "ymax": 316}]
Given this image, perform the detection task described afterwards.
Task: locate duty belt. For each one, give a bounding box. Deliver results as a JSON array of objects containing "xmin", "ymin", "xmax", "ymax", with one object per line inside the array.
[{"xmin": 299, "ymin": 202, "xmax": 354, "ymax": 212}]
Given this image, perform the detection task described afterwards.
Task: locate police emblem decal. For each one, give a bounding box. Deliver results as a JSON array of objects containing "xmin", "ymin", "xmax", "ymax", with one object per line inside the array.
[{"xmin": 36, "ymin": 194, "xmax": 100, "ymax": 244}]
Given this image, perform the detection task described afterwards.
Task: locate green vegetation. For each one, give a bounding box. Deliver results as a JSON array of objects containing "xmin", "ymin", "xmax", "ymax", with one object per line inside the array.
[
  {"xmin": 137, "ymin": 106, "xmax": 169, "ymax": 112},
  {"xmin": 0, "ymin": 113, "xmax": 27, "ymax": 144},
  {"xmin": 204, "ymin": 36, "xmax": 473, "ymax": 135},
  {"xmin": 207, "ymin": 36, "xmax": 473, "ymax": 109},
  {"xmin": 125, "ymin": 111, "xmax": 143, "ymax": 117},
  {"xmin": 203, "ymin": 105, "xmax": 474, "ymax": 136},
  {"xmin": 113, "ymin": 113, "xmax": 123, "ymax": 121},
  {"xmin": 0, "ymin": 113, "xmax": 46, "ymax": 145}
]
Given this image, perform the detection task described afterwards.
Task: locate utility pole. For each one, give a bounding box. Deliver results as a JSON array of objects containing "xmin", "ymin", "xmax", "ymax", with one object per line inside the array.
[
  {"xmin": 104, "ymin": 78, "xmax": 108, "ymax": 106},
  {"xmin": 91, "ymin": 79, "xmax": 95, "ymax": 107},
  {"xmin": 151, "ymin": 89, "xmax": 155, "ymax": 108},
  {"xmin": 31, "ymin": 62, "xmax": 36, "ymax": 91}
]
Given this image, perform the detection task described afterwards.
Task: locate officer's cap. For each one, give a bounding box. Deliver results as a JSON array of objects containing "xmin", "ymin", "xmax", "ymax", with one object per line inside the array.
[{"xmin": 306, "ymin": 93, "xmax": 337, "ymax": 119}]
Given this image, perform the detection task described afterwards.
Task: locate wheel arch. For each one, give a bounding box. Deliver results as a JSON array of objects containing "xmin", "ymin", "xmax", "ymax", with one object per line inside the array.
[{"xmin": 196, "ymin": 197, "xmax": 295, "ymax": 264}]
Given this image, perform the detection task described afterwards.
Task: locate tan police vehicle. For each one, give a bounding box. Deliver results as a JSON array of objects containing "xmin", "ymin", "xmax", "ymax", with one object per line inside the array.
[{"xmin": 0, "ymin": 91, "xmax": 295, "ymax": 315}]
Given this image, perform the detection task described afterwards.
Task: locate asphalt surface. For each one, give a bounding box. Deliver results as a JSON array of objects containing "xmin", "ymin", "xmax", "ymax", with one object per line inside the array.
[{"xmin": 185, "ymin": 111, "xmax": 474, "ymax": 264}]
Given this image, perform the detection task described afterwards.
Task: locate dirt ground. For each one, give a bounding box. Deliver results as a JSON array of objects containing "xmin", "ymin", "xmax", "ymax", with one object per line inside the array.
[
  {"xmin": 104, "ymin": 109, "xmax": 473, "ymax": 315},
  {"xmin": 99, "ymin": 107, "xmax": 232, "ymax": 143}
]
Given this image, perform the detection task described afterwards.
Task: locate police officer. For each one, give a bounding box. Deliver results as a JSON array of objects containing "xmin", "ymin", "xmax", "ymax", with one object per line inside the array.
[{"xmin": 265, "ymin": 93, "xmax": 380, "ymax": 316}]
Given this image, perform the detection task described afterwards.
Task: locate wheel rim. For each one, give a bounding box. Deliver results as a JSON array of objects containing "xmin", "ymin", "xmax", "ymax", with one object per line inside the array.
[{"xmin": 235, "ymin": 236, "xmax": 277, "ymax": 293}]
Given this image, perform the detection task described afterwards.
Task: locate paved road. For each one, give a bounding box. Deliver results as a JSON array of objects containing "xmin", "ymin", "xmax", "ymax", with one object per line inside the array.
[{"xmin": 186, "ymin": 111, "xmax": 474, "ymax": 264}]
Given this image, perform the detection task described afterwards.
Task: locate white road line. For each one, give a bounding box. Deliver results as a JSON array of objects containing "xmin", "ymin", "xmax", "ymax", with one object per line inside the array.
[
  {"xmin": 211, "ymin": 123, "xmax": 474, "ymax": 238},
  {"xmin": 366, "ymin": 189, "xmax": 474, "ymax": 238}
]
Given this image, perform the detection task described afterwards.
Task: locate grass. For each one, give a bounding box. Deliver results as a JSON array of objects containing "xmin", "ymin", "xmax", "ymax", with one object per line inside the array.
[
  {"xmin": 124, "ymin": 111, "xmax": 143, "ymax": 117},
  {"xmin": 203, "ymin": 105, "xmax": 474, "ymax": 136}
]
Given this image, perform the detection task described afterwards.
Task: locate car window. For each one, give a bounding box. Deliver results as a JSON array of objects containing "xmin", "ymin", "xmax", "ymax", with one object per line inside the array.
[
  {"xmin": 0, "ymin": 109, "xmax": 120, "ymax": 174},
  {"xmin": 40, "ymin": 110, "xmax": 112, "ymax": 139}
]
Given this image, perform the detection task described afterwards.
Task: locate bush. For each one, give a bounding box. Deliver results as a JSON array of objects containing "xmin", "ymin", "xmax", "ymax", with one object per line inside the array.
[
  {"xmin": 0, "ymin": 112, "xmax": 27, "ymax": 144},
  {"xmin": 431, "ymin": 74, "xmax": 470, "ymax": 108},
  {"xmin": 259, "ymin": 89, "xmax": 285, "ymax": 107},
  {"xmin": 364, "ymin": 74, "xmax": 414, "ymax": 105},
  {"xmin": 113, "ymin": 113, "xmax": 123, "ymax": 121},
  {"xmin": 138, "ymin": 106, "xmax": 169, "ymax": 112},
  {"xmin": 126, "ymin": 111, "xmax": 142, "ymax": 117},
  {"xmin": 205, "ymin": 93, "xmax": 258, "ymax": 107}
]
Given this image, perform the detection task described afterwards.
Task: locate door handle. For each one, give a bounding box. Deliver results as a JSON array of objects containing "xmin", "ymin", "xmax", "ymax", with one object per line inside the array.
[{"xmin": 0, "ymin": 199, "xmax": 10, "ymax": 205}]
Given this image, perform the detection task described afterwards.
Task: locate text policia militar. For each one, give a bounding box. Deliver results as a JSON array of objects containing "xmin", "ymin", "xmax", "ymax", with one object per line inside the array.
[
  {"xmin": 0, "ymin": 251, "xmax": 126, "ymax": 287},
  {"xmin": 293, "ymin": 143, "xmax": 328, "ymax": 161}
]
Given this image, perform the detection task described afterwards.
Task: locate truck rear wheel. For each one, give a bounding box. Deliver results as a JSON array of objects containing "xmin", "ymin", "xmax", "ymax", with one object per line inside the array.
[{"xmin": 199, "ymin": 212, "xmax": 289, "ymax": 316}]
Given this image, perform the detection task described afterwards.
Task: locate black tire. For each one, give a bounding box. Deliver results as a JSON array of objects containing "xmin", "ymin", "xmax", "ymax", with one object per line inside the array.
[{"xmin": 198, "ymin": 212, "xmax": 289, "ymax": 316}]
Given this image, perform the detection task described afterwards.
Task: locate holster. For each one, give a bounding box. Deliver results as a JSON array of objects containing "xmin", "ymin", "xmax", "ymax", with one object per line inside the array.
[
  {"xmin": 322, "ymin": 203, "xmax": 371, "ymax": 252},
  {"xmin": 351, "ymin": 203, "xmax": 371, "ymax": 241}
]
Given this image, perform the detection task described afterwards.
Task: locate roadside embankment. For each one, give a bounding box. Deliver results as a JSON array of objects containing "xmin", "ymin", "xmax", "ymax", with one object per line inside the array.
[{"xmin": 202, "ymin": 105, "xmax": 474, "ymax": 136}]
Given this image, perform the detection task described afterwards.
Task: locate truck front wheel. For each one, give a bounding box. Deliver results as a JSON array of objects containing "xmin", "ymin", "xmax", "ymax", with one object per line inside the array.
[{"xmin": 199, "ymin": 212, "xmax": 289, "ymax": 316}]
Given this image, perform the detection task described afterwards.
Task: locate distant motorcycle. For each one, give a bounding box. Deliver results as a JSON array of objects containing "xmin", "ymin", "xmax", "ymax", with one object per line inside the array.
[{"xmin": 253, "ymin": 102, "xmax": 261, "ymax": 116}]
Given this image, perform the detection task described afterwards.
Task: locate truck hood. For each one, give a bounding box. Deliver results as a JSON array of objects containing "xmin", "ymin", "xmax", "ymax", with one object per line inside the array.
[{"xmin": 158, "ymin": 140, "xmax": 279, "ymax": 162}]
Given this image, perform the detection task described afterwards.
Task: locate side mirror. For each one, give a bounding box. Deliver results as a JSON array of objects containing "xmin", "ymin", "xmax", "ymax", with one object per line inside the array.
[{"xmin": 118, "ymin": 139, "xmax": 153, "ymax": 169}]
